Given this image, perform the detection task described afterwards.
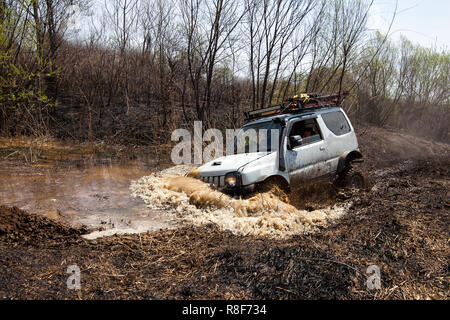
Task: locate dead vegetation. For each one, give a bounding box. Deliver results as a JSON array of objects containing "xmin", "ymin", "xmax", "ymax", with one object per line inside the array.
[
  {"xmin": 1, "ymin": 1, "xmax": 448, "ymax": 145},
  {"xmin": 0, "ymin": 136, "xmax": 173, "ymax": 166}
]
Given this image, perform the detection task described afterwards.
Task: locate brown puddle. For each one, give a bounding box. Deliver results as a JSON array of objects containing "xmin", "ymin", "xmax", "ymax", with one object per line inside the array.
[{"xmin": 0, "ymin": 158, "xmax": 177, "ymax": 239}]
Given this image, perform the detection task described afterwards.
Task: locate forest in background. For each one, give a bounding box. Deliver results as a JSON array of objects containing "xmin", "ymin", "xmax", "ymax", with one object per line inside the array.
[{"xmin": 0, "ymin": 0, "xmax": 448, "ymax": 145}]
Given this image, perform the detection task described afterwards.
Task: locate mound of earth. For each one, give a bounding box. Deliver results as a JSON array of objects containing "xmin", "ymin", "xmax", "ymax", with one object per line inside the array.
[
  {"xmin": 0, "ymin": 206, "xmax": 87, "ymax": 246},
  {"xmin": 357, "ymin": 126, "xmax": 450, "ymax": 168}
]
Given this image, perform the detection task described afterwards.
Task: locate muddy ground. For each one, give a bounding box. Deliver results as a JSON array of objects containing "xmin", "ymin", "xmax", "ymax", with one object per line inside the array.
[{"xmin": 0, "ymin": 127, "xmax": 449, "ymax": 300}]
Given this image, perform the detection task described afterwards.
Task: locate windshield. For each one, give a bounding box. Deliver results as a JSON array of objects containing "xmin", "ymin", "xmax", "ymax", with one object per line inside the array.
[{"xmin": 234, "ymin": 120, "xmax": 281, "ymax": 154}]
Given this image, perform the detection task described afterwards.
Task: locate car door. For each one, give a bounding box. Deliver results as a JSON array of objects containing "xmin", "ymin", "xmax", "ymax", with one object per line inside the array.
[{"xmin": 285, "ymin": 117, "xmax": 329, "ymax": 183}]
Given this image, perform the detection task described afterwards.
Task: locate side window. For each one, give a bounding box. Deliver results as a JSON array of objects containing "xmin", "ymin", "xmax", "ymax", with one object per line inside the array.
[
  {"xmin": 321, "ymin": 111, "xmax": 351, "ymax": 136},
  {"xmin": 289, "ymin": 118, "xmax": 322, "ymax": 147}
]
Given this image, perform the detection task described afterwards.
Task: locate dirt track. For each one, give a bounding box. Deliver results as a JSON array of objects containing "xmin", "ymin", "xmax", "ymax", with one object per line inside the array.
[{"xmin": 0, "ymin": 128, "xmax": 449, "ymax": 300}]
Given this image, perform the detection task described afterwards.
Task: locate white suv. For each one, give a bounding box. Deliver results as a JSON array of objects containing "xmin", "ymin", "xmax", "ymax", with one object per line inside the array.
[{"xmin": 197, "ymin": 94, "xmax": 364, "ymax": 193}]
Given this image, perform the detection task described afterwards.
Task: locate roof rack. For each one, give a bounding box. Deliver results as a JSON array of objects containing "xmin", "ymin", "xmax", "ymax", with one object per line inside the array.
[{"xmin": 244, "ymin": 92, "xmax": 348, "ymax": 121}]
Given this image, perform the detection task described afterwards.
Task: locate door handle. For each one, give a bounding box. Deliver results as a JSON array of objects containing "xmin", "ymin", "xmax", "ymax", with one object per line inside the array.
[{"xmin": 320, "ymin": 146, "xmax": 326, "ymax": 151}]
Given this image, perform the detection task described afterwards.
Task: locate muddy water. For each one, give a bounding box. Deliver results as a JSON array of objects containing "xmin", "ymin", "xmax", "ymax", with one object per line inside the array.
[
  {"xmin": 131, "ymin": 166, "xmax": 349, "ymax": 239},
  {"xmin": 0, "ymin": 152, "xmax": 349, "ymax": 240},
  {"xmin": 0, "ymin": 159, "xmax": 176, "ymax": 238}
]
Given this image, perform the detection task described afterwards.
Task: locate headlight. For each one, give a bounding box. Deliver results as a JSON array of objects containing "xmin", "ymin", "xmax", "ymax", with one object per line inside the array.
[{"xmin": 225, "ymin": 173, "xmax": 237, "ymax": 188}]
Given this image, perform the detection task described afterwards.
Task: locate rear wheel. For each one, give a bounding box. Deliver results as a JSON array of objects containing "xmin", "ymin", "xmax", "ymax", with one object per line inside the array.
[
  {"xmin": 345, "ymin": 169, "xmax": 365, "ymax": 189},
  {"xmin": 335, "ymin": 161, "xmax": 371, "ymax": 191}
]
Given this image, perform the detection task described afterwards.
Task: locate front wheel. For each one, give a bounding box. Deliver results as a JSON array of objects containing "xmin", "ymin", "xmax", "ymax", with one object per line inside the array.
[{"xmin": 256, "ymin": 177, "xmax": 290, "ymax": 201}]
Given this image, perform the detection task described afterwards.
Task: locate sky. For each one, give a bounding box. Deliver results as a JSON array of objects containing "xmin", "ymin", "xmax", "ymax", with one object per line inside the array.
[
  {"xmin": 71, "ymin": 0, "xmax": 450, "ymax": 51},
  {"xmin": 368, "ymin": 0, "xmax": 450, "ymax": 49}
]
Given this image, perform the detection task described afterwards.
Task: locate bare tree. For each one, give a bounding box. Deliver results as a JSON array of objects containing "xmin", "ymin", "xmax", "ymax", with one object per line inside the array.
[
  {"xmin": 245, "ymin": 0, "xmax": 318, "ymax": 109},
  {"xmin": 180, "ymin": 0, "xmax": 245, "ymax": 121}
]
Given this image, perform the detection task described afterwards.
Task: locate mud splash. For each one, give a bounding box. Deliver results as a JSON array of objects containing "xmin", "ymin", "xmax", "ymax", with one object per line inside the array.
[{"xmin": 131, "ymin": 166, "xmax": 349, "ymax": 239}]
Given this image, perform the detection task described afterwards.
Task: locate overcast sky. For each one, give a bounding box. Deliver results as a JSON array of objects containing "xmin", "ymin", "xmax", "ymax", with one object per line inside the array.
[
  {"xmin": 368, "ymin": 0, "xmax": 450, "ymax": 49},
  {"xmin": 73, "ymin": 0, "xmax": 449, "ymax": 51}
]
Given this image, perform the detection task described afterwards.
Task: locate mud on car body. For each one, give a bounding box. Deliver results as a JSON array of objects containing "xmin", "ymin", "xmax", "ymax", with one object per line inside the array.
[{"xmin": 197, "ymin": 93, "xmax": 364, "ymax": 194}]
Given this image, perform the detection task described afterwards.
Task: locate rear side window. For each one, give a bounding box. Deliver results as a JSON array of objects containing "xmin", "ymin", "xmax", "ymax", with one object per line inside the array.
[{"xmin": 321, "ymin": 111, "xmax": 351, "ymax": 136}]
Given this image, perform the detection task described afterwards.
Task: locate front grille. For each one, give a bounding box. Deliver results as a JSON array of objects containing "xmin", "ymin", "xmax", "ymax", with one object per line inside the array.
[{"xmin": 201, "ymin": 175, "xmax": 225, "ymax": 188}]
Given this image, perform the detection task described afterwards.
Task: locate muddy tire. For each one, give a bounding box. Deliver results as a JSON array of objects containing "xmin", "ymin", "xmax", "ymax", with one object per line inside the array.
[
  {"xmin": 256, "ymin": 177, "xmax": 290, "ymax": 202},
  {"xmin": 344, "ymin": 169, "xmax": 366, "ymax": 189},
  {"xmin": 335, "ymin": 161, "xmax": 371, "ymax": 191}
]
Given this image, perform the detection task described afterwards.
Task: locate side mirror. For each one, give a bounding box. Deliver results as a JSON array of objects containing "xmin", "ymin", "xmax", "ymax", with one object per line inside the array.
[{"xmin": 289, "ymin": 135, "xmax": 303, "ymax": 149}]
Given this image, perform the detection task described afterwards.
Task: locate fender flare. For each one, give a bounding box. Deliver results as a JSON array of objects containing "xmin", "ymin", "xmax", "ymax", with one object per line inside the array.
[{"xmin": 337, "ymin": 149, "xmax": 363, "ymax": 174}]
